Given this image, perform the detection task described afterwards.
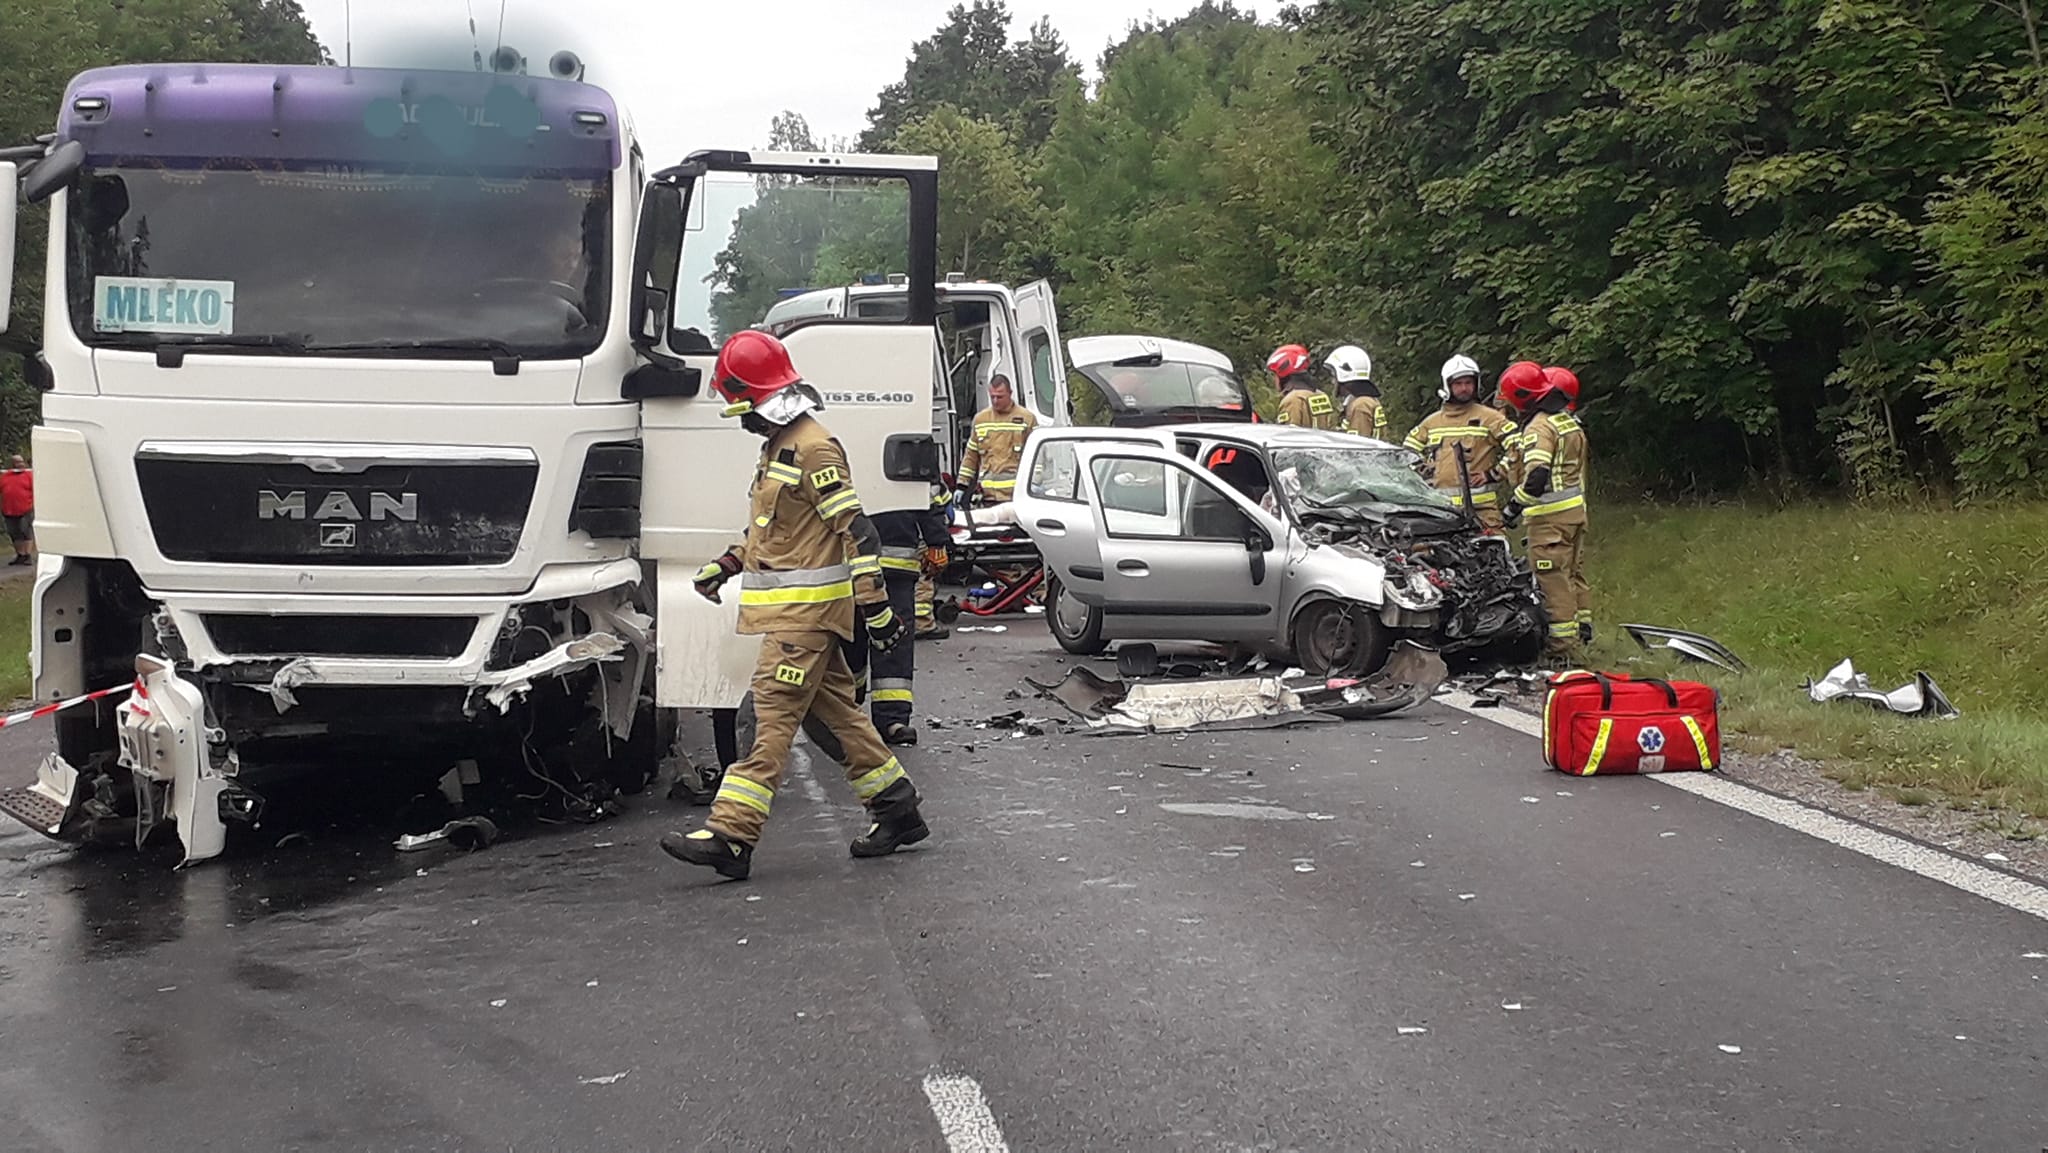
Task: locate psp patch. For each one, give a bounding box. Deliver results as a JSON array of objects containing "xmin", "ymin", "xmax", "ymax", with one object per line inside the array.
[
  {"xmin": 774, "ymin": 663, "xmax": 807, "ymax": 687},
  {"xmin": 1637, "ymin": 726, "xmax": 1667, "ymax": 754},
  {"xmin": 810, "ymin": 465, "xmax": 843, "ymax": 488}
]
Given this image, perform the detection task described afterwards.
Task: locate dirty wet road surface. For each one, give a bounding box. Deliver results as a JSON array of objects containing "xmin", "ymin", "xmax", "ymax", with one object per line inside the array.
[{"xmin": 3, "ymin": 629, "xmax": 2047, "ymax": 1151}]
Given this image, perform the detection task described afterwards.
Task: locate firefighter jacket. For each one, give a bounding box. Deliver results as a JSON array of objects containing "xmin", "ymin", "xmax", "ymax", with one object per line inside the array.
[
  {"xmin": 729, "ymin": 414, "xmax": 890, "ymax": 641},
  {"xmin": 1340, "ymin": 393, "xmax": 1388, "ymax": 440},
  {"xmin": 1513, "ymin": 410, "xmax": 1589, "ymax": 524},
  {"xmin": 958, "ymin": 406, "xmax": 1038, "ymax": 498},
  {"xmin": 1402, "ymin": 402, "xmax": 1518, "ymax": 508},
  {"xmin": 1277, "ymin": 383, "xmax": 1336, "ymax": 430}
]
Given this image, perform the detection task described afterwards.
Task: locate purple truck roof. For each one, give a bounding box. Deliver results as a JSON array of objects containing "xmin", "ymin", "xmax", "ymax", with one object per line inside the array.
[{"xmin": 58, "ymin": 63, "xmax": 620, "ymax": 171}]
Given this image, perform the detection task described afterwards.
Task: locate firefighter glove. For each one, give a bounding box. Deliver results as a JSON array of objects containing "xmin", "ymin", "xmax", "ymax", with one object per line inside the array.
[
  {"xmin": 866, "ymin": 605, "xmax": 908, "ymax": 653},
  {"xmin": 921, "ymin": 545, "xmax": 950, "ymax": 574},
  {"xmin": 1500, "ymin": 502, "xmax": 1524, "ymax": 530},
  {"xmin": 693, "ymin": 552, "xmax": 742, "ymax": 603}
]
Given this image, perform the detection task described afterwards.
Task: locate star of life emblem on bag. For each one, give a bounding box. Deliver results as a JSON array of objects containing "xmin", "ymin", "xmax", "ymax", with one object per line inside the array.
[{"xmin": 1638, "ymin": 726, "xmax": 1667, "ymax": 754}]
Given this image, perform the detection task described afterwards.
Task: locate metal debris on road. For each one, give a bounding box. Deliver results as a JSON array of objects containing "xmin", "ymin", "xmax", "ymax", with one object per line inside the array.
[
  {"xmin": 1458, "ymin": 893, "xmax": 1476, "ymax": 901},
  {"xmin": 1555, "ymin": 790, "xmax": 1574, "ymax": 797},
  {"xmin": 1660, "ymin": 831, "xmax": 1677, "ymax": 838},
  {"xmin": 737, "ymin": 938, "xmax": 749, "ymax": 946},
  {"xmin": 1521, "ymin": 796, "xmax": 1541, "ymax": 804},
  {"xmin": 586, "ymin": 980, "xmax": 599, "ymax": 987},
  {"xmin": 1397, "ymin": 1026, "xmax": 1428, "ymax": 1036},
  {"xmin": 579, "ymin": 1072, "xmax": 630, "ymax": 1086},
  {"xmin": 395, "ymin": 815, "xmax": 501, "ymax": 853},
  {"xmin": 957, "ymin": 625, "xmax": 1008, "ymax": 633},
  {"xmin": 1409, "ymin": 861, "xmax": 1426, "ymax": 868},
  {"xmin": 1293, "ymin": 862, "xmax": 1316, "ymax": 873},
  {"xmin": 2021, "ymin": 952, "xmax": 2047, "ymax": 959},
  {"xmin": 1717, "ymin": 1044, "xmax": 1741, "ymax": 1054},
  {"xmin": 1501, "ymin": 1001, "xmax": 1524, "ymax": 1011},
  {"xmin": 1805, "ymin": 658, "xmax": 1960, "ymax": 719},
  {"xmin": 1027, "ymin": 644, "xmax": 1445, "ymax": 732},
  {"xmin": 745, "ymin": 894, "xmax": 762, "ymax": 902},
  {"xmin": 490, "ymin": 999, "xmax": 508, "ymax": 1008},
  {"xmin": 1622, "ymin": 624, "xmax": 1749, "ymax": 674}
]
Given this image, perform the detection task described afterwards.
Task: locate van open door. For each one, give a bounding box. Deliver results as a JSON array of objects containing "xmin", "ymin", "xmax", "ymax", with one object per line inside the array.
[
  {"xmin": 629, "ymin": 150, "xmax": 943, "ymax": 709},
  {"xmin": 1014, "ymin": 279, "xmax": 1068, "ymax": 427}
]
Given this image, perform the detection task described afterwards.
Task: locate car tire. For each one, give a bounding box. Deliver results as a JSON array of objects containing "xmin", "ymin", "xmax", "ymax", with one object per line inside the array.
[
  {"xmin": 1045, "ymin": 573, "xmax": 1107, "ymax": 656},
  {"xmin": 1289, "ymin": 598, "xmax": 1391, "ymax": 679}
]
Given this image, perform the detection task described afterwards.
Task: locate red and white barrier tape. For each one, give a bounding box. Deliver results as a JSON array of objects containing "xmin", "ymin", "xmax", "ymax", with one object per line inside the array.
[{"xmin": 0, "ymin": 678, "xmax": 142, "ymax": 732}]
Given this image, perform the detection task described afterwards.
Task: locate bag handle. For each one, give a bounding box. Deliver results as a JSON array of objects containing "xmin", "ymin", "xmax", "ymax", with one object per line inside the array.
[
  {"xmin": 1637, "ymin": 677, "xmax": 1682, "ymax": 708},
  {"xmin": 1589, "ymin": 672, "xmax": 1679, "ymax": 710}
]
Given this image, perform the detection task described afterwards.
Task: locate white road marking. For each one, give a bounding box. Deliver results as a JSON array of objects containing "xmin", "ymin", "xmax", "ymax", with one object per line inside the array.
[
  {"xmin": 922, "ymin": 1073, "xmax": 1010, "ymax": 1152},
  {"xmin": 1440, "ymin": 691, "xmax": 2048, "ymax": 924},
  {"xmin": 786, "ymin": 746, "xmax": 829, "ymax": 805}
]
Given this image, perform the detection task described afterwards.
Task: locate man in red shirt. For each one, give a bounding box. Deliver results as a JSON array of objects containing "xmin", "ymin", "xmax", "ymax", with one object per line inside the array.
[{"xmin": 2, "ymin": 456, "xmax": 33, "ymax": 566}]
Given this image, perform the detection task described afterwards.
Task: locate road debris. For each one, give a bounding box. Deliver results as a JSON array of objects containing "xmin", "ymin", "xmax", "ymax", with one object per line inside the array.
[
  {"xmin": 1521, "ymin": 796, "xmax": 1541, "ymax": 804},
  {"xmin": 2022, "ymin": 952, "xmax": 2047, "ymax": 960},
  {"xmin": 1409, "ymin": 861, "xmax": 1426, "ymax": 868},
  {"xmin": 579, "ymin": 1071, "xmax": 630, "ymax": 1086},
  {"xmin": 395, "ymin": 815, "xmax": 501, "ymax": 853},
  {"xmin": 957, "ymin": 625, "xmax": 1008, "ymax": 634},
  {"xmin": 1660, "ymin": 831, "xmax": 1677, "ymax": 838},
  {"xmin": 1717, "ymin": 1044, "xmax": 1741, "ymax": 1054},
  {"xmin": 1293, "ymin": 862, "xmax": 1317, "ymax": 873},
  {"xmin": 1397, "ymin": 1026, "xmax": 1428, "ymax": 1036},
  {"xmin": 1500, "ymin": 1001, "xmax": 1524, "ymax": 1011},
  {"xmin": 1029, "ymin": 643, "xmax": 1445, "ymax": 732},
  {"xmin": 1986, "ymin": 852, "xmax": 2011, "ymax": 863},
  {"xmin": 1457, "ymin": 893, "xmax": 1476, "ymax": 901},
  {"xmin": 1804, "ymin": 658, "xmax": 1959, "ymax": 719},
  {"xmin": 490, "ymin": 999, "xmax": 508, "ymax": 1008},
  {"xmin": 1622, "ymin": 624, "xmax": 1749, "ymax": 674}
]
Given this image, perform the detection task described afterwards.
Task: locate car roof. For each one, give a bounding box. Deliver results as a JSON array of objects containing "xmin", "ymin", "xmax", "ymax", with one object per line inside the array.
[
  {"xmin": 1067, "ymin": 335, "xmax": 1234, "ymax": 373},
  {"xmin": 1039, "ymin": 424, "xmax": 1403, "ymax": 451}
]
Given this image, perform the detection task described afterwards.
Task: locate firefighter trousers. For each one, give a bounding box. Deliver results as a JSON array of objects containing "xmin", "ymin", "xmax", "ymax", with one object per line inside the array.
[
  {"xmin": 1526, "ymin": 516, "xmax": 1588, "ymax": 656},
  {"xmin": 708, "ymin": 631, "xmax": 910, "ymax": 846},
  {"xmin": 871, "ymin": 570, "xmax": 918, "ymax": 727},
  {"xmin": 915, "ymin": 572, "xmax": 939, "ymax": 633}
]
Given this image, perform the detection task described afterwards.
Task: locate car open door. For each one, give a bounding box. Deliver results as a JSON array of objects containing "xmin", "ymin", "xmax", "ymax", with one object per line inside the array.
[
  {"xmin": 1069, "ymin": 443, "xmax": 1284, "ymax": 643},
  {"xmin": 1011, "ymin": 433, "xmax": 1106, "ymax": 600},
  {"xmin": 1014, "ymin": 279, "xmax": 1068, "ymax": 427},
  {"xmin": 629, "ymin": 150, "xmax": 943, "ymax": 709}
]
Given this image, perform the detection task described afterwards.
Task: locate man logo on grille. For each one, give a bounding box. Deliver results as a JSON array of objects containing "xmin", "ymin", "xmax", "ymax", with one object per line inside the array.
[{"xmin": 1638, "ymin": 726, "xmax": 1667, "ymax": 754}]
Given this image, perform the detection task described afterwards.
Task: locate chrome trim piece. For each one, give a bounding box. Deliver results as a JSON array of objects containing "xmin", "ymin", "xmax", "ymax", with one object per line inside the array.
[{"xmin": 134, "ymin": 441, "xmax": 539, "ymax": 472}]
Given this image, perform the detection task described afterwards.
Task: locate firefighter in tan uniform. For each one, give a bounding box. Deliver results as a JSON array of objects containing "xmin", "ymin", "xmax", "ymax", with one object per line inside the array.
[
  {"xmin": 955, "ymin": 374, "xmax": 1037, "ymax": 506},
  {"xmin": 1543, "ymin": 365, "xmax": 1591, "ymax": 643},
  {"xmin": 1402, "ymin": 355, "xmax": 1518, "ymax": 531},
  {"xmin": 914, "ymin": 485, "xmax": 951, "ymax": 640},
  {"xmin": 1500, "ymin": 361, "xmax": 1590, "ymax": 659},
  {"xmin": 1324, "ymin": 344, "xmax": 1388, "ymax": 440},
  {"xmin": 1269, "ymin": 344, "xmax": 1334, "ymax": 429},
  {"xmin": 661, "ymin": 330, "xmax": 929, "ymax": 880}
]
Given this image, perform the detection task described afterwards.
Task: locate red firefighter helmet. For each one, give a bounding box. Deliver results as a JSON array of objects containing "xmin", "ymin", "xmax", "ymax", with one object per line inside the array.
[
  {"xmin": 1266, "ymin": 344, "xmax": 1312, "ymax": 380},
  {"xmin": 1497, "ymin": 360, "xmax": 1552, "ymax": 413},
  {"xmin": 1543, "ymin": 365, "xmax": 1581, "ymax": 411},
  {"xmin": 712, "ymin": 329, "xmax": 805, "ymax": 415}
]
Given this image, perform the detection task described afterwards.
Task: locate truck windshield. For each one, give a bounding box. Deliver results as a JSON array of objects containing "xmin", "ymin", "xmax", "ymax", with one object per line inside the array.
[
  {"xmin": 1271, "ymin": 446, "xmax": 1454, "ymax": 513},
  {"xmin": 65, "ymin": 164, "xmax": 610, "ymax": 358}
]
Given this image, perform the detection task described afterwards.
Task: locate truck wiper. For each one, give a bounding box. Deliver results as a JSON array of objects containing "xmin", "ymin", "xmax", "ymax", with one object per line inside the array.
[
  {"xmin": 152, "ymin": 334, "xmax": 308, "ymax": 367},
  {"xmin": 301, "ymin": 338, "xmax": 525, "ymax": 375}
]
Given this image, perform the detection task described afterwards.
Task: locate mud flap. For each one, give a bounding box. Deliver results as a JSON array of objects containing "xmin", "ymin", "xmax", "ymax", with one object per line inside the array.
[{"xmin": 118, "ymin": 654, "xmax": 229, "ymax": 866}]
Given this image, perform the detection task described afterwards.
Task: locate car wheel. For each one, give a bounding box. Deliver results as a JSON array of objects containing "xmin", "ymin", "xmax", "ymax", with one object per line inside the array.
[
  {"xmin": 1290, "ymin": 598, "xmax": 1390, "ymax": 679},
  {"xmin": 1045, "ymin": 573, "xmax": 1107, "ymax": 655}
]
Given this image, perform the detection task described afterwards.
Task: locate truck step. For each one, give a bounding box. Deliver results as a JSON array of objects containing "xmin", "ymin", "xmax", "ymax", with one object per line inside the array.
[{"xmin": 0, "ymin": 786, "xmax": 68, "ymax": 836}]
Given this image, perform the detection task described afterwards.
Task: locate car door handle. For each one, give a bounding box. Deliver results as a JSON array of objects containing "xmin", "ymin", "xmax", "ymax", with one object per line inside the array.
[
  {"xmin": 1116, "ymin": 559, "xmax": 1150, "ymax": 576},
  {"xmin": 1034, "ymin": 518, "xmax": 1066, "ymax": 536}
]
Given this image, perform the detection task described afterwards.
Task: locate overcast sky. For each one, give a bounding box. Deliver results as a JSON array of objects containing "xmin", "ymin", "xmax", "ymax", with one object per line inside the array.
[{"xmin": 298, "ymin": 1, "xmax": 1188, "ymax": 163}]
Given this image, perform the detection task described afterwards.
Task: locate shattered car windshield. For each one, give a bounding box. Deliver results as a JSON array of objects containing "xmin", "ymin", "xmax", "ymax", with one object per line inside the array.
[{"xmin": 1271, "ymin": 446, "xmax": 1453, "ymax": 514}]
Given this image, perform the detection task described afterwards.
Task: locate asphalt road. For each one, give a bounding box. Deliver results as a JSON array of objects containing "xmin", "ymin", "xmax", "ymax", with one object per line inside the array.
[{"xmin": 2, "ymin": 626, "xmax": 2046, "ymax": 1151}]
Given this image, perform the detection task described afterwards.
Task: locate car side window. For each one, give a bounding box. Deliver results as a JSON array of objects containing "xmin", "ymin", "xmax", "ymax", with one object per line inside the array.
[
  {"xmin": 1182, "ymin": 472, "xmax": 1250, "ymax": 541},
  {"xmin": 1028, "ymin": 439, "xmax": 1084, "ymax": 502},
  {"xmin": 1091, "ymin": 456, "xmax": 1179, "ymax": 537}
]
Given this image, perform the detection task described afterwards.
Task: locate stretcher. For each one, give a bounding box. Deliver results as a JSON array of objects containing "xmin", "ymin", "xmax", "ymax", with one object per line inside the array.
[{"xmin": 944, "ymin": 502, "xmax": 1045, "ymax": 617}]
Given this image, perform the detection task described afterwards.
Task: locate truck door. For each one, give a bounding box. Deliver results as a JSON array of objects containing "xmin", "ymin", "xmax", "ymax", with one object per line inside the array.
[
  {"xmin": 629, "ymin": 150, "xmax": 943, "ymax": 709},
  {"xmin": 1014, "ymin": 279, "xmax": 1068, "ymax": 427}
]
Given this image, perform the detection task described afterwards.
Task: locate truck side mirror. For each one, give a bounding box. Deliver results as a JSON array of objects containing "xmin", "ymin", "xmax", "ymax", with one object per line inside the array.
[
  {"xmin": 629, "ymin": 180, "xmax": 685, "ymax": 362},
  {"xmin": 883, "ymin": 434, "xmax": 941, "ymax": 482},
  {"xmin": 20, "ymin": 141, "xmax": 84, "ymax": 205},
  {"xmin": 0, "ymin": 162, "xmax": 15, "ymax": 334}
]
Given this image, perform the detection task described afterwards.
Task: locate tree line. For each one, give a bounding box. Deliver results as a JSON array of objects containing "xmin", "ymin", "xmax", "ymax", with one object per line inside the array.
[{"xmin": 836, "ymin": 0, "xmax": 2048, "ymax": 498}]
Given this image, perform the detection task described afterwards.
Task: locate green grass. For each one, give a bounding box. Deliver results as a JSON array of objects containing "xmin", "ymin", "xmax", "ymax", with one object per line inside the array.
[
  {"xmin": 1584, "ymin": 502, "xmax": 2048, "ymax": 817},
  {"xmin": 0, "ymin": 575, "xmax": 28, "ymax": 705}
]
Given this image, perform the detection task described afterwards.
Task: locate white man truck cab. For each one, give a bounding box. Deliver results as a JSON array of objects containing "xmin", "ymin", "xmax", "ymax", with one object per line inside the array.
[{"xmin": 0, "ymin": 61, "xmax": 941, "ymax": 862}]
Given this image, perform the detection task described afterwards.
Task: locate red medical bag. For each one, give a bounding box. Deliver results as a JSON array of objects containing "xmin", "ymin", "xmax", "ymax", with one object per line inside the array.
[{"xmin": 1542, "ymin": 671, "xmax": 1721, "ymax": 775}]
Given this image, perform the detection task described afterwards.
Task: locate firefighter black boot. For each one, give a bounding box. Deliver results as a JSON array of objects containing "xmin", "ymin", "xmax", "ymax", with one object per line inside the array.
[
  {"xmin": 882, "ymin": 721, "xmax": 919, "ymax": 747},
  {"xmin": 850, "ymin": 779, "xmax": 929, "ymax": 858},
  {"xmin": 660, "ymin": 828, "xmax": 753, "ymax": 880}
]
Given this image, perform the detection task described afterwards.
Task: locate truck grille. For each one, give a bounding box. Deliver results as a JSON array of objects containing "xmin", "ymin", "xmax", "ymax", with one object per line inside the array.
[
  {"xmin": 136, "ymin": 456, "xmax": 538, "ymax": 566},
  {"xmin": 203, "ymin": 614, "xmax": 479, "ymax": 658}
]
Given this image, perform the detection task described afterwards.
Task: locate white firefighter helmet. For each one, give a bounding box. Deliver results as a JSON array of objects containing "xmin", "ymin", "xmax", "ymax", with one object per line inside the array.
[
  {"xmin": 1439, "ymin": 354, "xmax": 1482, "ymax": 401},
  {"xmin": 1325, "ymin": 345, "xmax": 1373, "ymax": 384}
]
